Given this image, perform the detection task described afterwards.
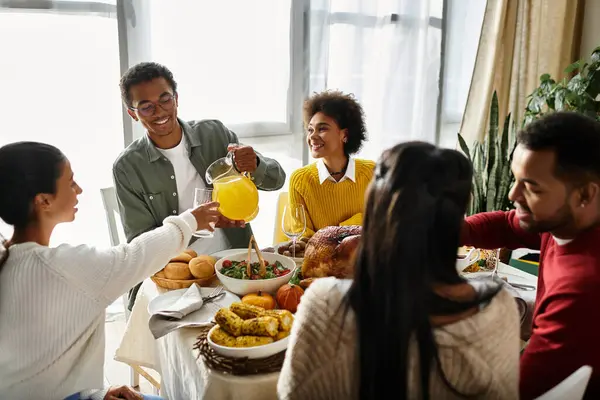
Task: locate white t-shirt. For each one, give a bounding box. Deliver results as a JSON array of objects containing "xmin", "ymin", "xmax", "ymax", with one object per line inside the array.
[{"xmin": 157, "ymin": 136, "xmax": 230, "ymax": 254}]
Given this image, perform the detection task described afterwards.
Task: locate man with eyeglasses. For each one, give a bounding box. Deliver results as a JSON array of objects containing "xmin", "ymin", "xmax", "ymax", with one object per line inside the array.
[{"xmin": 113, "ymin": 62, "xmax": 286, "ymax": 310}]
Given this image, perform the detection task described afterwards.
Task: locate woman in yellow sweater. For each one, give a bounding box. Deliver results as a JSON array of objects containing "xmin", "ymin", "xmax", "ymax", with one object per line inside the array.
[{"xmin": 288, "ymin": 90, "xmax": 375, "ymax": 238}]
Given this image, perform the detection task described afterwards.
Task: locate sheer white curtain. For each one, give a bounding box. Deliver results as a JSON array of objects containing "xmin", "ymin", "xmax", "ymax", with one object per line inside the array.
[
  {"xmin": 0, "ymin": 9, "xmax": 123, "ymax": 247},
  {"xmin": 141, "ymin": 0, "xmax": 302, "ymax": 247},
  {"xmin": 309, "ymin": 0, "xmax": 443, "ymax": 161},
  {"xmin": 148, "ymin": 0, "xmax": 292, "ymax": 138},
  {"xmin": 438, "ymin": 0, "xmax": 486, "ymax": 149}
]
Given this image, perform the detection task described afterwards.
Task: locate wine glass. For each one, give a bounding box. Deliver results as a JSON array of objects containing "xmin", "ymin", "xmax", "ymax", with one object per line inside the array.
[
  {"xmin": 193, "ymin": 188, "xmax": 215, "ymax": 238},
  {"xmin": 282, "ymin": 204, "xmax": 306, "ymax": 258}
]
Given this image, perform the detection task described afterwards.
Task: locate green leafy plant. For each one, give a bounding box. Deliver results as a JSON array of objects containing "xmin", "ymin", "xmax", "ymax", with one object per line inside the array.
[
  {"xmin": 524, "ymin": 46, "xmax": 600, "ymax": 125},
  {"xmin": 458, "ymin": 92, "xmax": 517, "ymax": 216},
  {"xmin": 458, "ymin": 47, "xmax": 600, "ymax": 216}
]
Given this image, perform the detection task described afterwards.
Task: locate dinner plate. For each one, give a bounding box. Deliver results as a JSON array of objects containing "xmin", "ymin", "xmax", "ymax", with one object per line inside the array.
[
  {"xmin": 464, "ymin": 271, "xmax": 537, "ymax": 290},
  {"xmin": 148, "ymin": 286, "xmax": 240, "ymax": 325},
  {"xmin": 211, "ymin": 249, "xmax": 248, "ymax": 260}
]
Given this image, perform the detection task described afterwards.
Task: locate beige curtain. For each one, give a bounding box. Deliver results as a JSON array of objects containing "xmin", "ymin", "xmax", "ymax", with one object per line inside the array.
[{"xmin": 460, "ymin": 0, "xmax": 584, "ymax": 144}]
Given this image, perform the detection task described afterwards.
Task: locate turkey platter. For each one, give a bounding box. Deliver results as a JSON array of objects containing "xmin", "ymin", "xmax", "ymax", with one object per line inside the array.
[{"xmin": 300, "ymin": 226, "xmax": 362, "ymax": 287}]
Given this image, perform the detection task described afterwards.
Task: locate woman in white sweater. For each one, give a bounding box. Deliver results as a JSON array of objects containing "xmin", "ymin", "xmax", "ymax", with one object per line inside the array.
[
  {"xmin": 278, "ymin": 142, "xmax": 521, "ymax": 399},
  {"xmin": 0, "ymin": 142, "xmax": 221, "ymax": 399}
]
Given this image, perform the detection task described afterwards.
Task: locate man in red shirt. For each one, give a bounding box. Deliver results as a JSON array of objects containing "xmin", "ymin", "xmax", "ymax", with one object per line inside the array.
[{"xmin": 462, "ymin": 112, "xmax": 600, "ymax": 399}]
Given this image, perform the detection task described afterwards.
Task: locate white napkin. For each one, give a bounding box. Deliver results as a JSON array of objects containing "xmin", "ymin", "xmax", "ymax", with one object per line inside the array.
[
  {"xmin": 148, "ymin": 284, "xmax": 208, "ymax": 339},
  {"xmin": 154, "ymin": 283, "xmax": 205, "ymax": 320}
]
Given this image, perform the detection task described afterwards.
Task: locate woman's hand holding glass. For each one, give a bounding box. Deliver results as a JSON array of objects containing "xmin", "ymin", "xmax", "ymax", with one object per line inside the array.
[{"xmin": 190, "ymin": 201, "xmax": 221, "ymax": 233}]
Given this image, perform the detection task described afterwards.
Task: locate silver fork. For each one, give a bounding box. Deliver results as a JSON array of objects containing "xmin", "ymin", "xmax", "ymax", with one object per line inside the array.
[
  {"xmin": 491, "ymin": 248, "xmax": 501, "ymax": 280},
  {"xmin": 201, "ymin": 285, "xmax": 224, "ymax": 303}
]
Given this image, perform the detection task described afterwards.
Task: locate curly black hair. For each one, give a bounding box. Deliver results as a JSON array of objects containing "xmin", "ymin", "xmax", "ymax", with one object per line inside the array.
[
  {"xmin": 119, "ymin": 62, "xmax": 178, "ymax": 108},
  {"xmin": 303, "ymin": 90, "xmax": 367, "ymax": 155}
]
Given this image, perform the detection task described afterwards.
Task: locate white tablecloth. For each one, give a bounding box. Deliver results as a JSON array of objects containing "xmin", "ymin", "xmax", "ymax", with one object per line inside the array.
[
  {"xmin": 114, "ymin": 278, "xmax": 280, "ymax": 400},
  {"xmin": 115, "ymin": 261, "xmax": 537, "ymax": 399}
]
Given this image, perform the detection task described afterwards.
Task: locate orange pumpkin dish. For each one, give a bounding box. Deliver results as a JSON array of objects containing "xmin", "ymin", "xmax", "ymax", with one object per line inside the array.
[
  {"xmin": 276, "ymin": 284, "xmax": 304, "ymax": 313},
  {"xmin": 242, "ymin": 291, "xmax": 276, "ymax": 310}
]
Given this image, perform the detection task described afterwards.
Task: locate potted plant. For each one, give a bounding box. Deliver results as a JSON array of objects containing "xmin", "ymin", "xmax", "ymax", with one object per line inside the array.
[
  {"xmin": 458, "ymin": 92, "xmax": 517, "ymax": 216},
  {"xmin": 458, "ymin": 92, "xmax": 516, "ymax": 264},
  {"xmin": 524, "ymin": 46, "xmax": 600, "ymax": 124}
]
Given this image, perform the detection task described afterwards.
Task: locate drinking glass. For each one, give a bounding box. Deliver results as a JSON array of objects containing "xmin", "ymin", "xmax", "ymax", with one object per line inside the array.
[
  {"xmin": 193, "ymin": 188, "xmax": 215, "ymax": 238},
  {"xmin": 282, "ymin": 204, "xmax": 306, "ymax": 258}
]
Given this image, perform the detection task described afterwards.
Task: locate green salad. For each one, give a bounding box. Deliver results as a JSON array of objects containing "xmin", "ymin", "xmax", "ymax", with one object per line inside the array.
[{"xmin": 220, "ymin": 259, "xmax": 291, "ymax": 280}]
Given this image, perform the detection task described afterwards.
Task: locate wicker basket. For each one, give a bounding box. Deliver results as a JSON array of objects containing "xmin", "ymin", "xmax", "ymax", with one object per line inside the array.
[{"xmin": 151, "ymin": 273, "xmax": 216, "ymax": 290}]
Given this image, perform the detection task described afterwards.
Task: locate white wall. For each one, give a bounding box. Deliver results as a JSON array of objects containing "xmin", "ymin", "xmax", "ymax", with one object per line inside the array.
[{"xmin": 580, "ymin": 0, "xmax": 600, "ymax": 59}]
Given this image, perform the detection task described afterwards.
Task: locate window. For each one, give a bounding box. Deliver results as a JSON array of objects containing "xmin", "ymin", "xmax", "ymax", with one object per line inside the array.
[
  {"xmin": 0, "ymin": 9, "xmax": 123, "ymax": 247},
  {"xmin": 148, "ymin": 0, "xmax": 293, "ymax": 138},
  {"xmin": 121, "ymin": 0, "xmax": 303, "ymax": 248},
  {"xmin": 309, "ymin": 0, "xmax": 444, "ymax": 161},
  {"xmin": 439, "ymin": 0, "xmax": 486, "ymax": 149}
]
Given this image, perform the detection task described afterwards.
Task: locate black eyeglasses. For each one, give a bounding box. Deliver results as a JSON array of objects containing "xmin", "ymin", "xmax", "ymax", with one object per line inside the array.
[{"xmin": 130, "ymin": 93, "xmax": 175, "ymax": 117}]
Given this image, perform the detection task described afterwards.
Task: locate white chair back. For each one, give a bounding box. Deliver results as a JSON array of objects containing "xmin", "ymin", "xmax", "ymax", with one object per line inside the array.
[
  {"xmin": 100, "ymin": 187, "xmax": 126, "ymax": 246},
  {"xmin": 100, "ymin": 187, "xmax": 147, "ymax": 388},
  {"xmin": 534, "ymin": 366, "xmax": 592, "ymax": 400}
]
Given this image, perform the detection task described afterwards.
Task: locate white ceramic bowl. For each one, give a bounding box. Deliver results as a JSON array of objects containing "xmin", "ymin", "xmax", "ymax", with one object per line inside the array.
[
  {"xmin": 215, "ymin": 250, "xmax": 297, "ymax": 296},
  {"xmin": 456, "ymin": 247, "xmax": 481, "ymax": 273},
  {"xmin": 207, "ymin": 325, "xmax": 290, "ymax": 359},
  {"xmin": 273, "ymin": 243, "xmax": 304, "ymax": 268}
]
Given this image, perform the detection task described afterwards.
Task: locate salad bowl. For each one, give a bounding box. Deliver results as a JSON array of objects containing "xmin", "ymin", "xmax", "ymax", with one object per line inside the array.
[{"xmin": 215, "ymin": 250, "xmax": 297, "ymax": 296}]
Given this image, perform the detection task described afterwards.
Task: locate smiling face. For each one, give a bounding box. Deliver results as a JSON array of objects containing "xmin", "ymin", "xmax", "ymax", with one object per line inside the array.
[
  {"xmin": 35, "ymin": 160, "xmax": 82, "ymax": 225},
  {"xmin": 306, "ymin": 112, "xmax": 347, "ymax": 159},
  {"xmin": 127, "ymin": 77, "xmax": 179, "ymax": 139},
  {"xmin": 508, "ymin": 144, "xmax": 579, "ymax": 233}
]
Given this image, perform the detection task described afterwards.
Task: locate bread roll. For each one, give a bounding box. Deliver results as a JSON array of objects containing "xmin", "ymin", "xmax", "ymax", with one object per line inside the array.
[
  {"xmin": 189, "ymin": 255, "xmax": 216, "ymax": 279},
  {"xmin": 184, "ymin": 249, "xmax": 198, "ymax": 258},
  {"xmin": 155, "ymin": 269, "xmax": 166, "ymax": 279},
  {"xmin": 164, "ymin": 262, "xmax": 193, "ymax": 280},
  {"xmin": 170, "ymin": 253, "xmax": 193, "ymax": 263}
]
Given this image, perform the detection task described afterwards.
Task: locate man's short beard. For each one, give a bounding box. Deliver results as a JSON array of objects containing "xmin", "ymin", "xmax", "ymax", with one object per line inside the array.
[{"xmin": 519, "ymin": 203, "xmax": 574, "ymax": 234}]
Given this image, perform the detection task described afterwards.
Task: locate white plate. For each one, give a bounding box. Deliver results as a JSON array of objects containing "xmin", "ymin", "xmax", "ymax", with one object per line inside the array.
[
  {"xmin": 463, "ymin": 271, "xmax": 537, "ymax": 289},
  {"xmin": 148, "ymin": 286, "xmax": 240, "ymax": 326},
  {"xmin": 212, "ymin": 249, "xmax": 249, "ymax": 260},
  {"xmin": 207, "ymin": 325, "xmax": 290, "ymax": 359}
]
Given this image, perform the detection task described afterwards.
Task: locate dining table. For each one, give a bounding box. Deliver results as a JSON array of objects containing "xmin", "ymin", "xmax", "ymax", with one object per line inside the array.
[
  {"xmin": 114, "ymin": 248, "xmax": 280, "ymax": 400},
  {"xmin": 114, "ymin": 253, "xmax": 538, "ymax": 400}
]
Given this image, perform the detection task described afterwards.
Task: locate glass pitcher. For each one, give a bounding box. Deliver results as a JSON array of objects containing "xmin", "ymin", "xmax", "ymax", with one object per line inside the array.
[{"xmin": 205, "ymin": 151, "xmax": 259, "ymax": 222}]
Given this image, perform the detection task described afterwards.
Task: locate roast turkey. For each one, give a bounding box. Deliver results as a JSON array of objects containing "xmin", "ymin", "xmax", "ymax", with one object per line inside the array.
[{"xmin": 301, "ymin": 226, "xmax": 362, "ymax": 287}]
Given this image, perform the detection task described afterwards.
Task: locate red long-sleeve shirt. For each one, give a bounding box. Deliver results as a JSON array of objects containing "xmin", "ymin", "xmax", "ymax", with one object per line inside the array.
[{"xmin": 463, "ymin": 210, "xmax": 600, "ymax": 399}]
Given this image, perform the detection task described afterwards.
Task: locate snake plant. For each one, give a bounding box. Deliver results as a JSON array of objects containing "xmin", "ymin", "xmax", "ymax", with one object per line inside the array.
[{"xmin": 458, "ymin": 92, "xmax": 517, "ymax": 216}]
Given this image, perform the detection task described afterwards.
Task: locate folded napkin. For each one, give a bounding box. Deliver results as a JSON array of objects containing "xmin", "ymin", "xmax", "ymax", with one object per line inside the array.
[
  {"xmin": 148, "ymin": 284, "xmax": 208, "ymax": 339},
  {"xmin": 156, "ymin": 283, "xmax": 205, "ymax": 319}
]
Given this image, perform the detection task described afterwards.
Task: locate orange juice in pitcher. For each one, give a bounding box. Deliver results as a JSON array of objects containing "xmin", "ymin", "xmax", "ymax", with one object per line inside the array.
[
  {"xmin": 205, "ymin": 151, "xmax": 260, "ymax": 222},
  {"xmin": 212, "ymin": 175, "xmax": 259, "ymax": 221}
]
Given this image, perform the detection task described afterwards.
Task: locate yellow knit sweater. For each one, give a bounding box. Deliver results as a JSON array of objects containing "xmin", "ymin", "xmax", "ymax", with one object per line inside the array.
[{"xmin": 288, "ymin": 159, "xmax": 375, "ymax": 237}]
